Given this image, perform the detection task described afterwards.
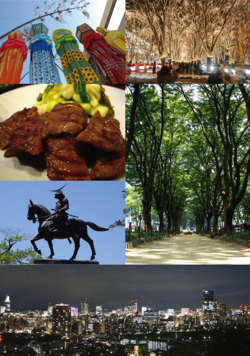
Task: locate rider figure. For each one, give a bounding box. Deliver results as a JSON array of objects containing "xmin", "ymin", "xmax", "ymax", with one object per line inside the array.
[
  {"xmin": 53, "ymin": 191, "xmax": 69, "ymax": 226},
  {"xmin": 49, "ymin": 184, "xmax": 79, "ymax": 239}
]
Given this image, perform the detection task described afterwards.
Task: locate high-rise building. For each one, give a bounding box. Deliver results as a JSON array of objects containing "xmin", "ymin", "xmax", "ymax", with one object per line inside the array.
[
  {"xmin": 70, "ymin": 307, "xmax": 78, "ymax": 318},
  {"xmin": 143, "ymin": 309, "xmax": 159, "ymax": 324},
  {"xmin": 133, "ymin": 301, "xmax": 138, "ymax": 313},
  {"xmin": 81, "ymin": 300, "xmax": 89, "ymax": 314},
  {"xmin": 116, "ymin": 308, "xmax": 122, "ymax": 315},
  {"xmin": 4, "ymin": 295, "xmax": 11, "ymax": 312},
  {"xmin": 127, "ymin": 304, "xmax": 134, "ymax": 315},
  {"xmin": 167, "ymin": 309, "xmax": 175, "ymax": 316},
  {"xmin": 96, "ymin": 306, "xmax": 103, "ymax": 315},
  {"xmin": 48, "ymin": 303, "xmax": 53, "ymax": 315},
  {"xmin": 52, "ymin": 304, "xmax": 71, "ymax": 338},
  {"xmin": 202, "ymin": 290, "xmax": 218, "ymax": 315},
  {"xmin": 181, "ymin": 308, "xmax": 190, "ymax": 316}
]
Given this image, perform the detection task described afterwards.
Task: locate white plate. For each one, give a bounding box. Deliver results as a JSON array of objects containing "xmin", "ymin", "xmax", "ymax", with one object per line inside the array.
[{"xmin": 0, "ymin": 85, "xmax": 125, "ymax": 181}]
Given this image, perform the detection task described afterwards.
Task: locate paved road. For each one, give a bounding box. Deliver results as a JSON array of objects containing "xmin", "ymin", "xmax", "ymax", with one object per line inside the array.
[{"xmin": 126, "ymin": 233, "xmax": 250, "ymax": 265}]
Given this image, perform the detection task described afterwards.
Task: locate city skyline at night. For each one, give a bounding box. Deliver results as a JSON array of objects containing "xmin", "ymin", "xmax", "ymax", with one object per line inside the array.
[{"xmin": 1, "ymin": 265, "xmax": 249, "ymax": 310}]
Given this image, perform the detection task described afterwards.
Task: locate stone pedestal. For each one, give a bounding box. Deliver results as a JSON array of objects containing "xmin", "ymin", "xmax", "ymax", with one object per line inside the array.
[{"xmin": 32, "ymin": 259, "xmax": 99, "ymax": 265}]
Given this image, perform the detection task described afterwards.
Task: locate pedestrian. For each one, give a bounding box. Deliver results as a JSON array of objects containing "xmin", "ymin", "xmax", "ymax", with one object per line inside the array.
[
  {"xmin": 197, "ymin": 62, "xmax": 203, "ymax": 75},
  {"xmin": 194, "ymin": 62, "xmax": 198, "ymax": 75},
  {"xmin": 189, "ymin": 63, "xmax": 192, "ymax": 75},
  {"xmin": 157, "ymin": 65, "xmax": 178, "ymax": 83},
  {"xmin": 207, "ymin": 65, "xmax": 235, "ymax": 84},
  {"xmin": 153, "ymin": 61, "xmax": 156, "ymax": 74}
]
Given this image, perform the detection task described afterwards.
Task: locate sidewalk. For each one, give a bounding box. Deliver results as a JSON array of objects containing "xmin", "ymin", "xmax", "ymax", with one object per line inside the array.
[{"xmin": 126, "ymin": 233, "xmax": 250, "ymax": 265}]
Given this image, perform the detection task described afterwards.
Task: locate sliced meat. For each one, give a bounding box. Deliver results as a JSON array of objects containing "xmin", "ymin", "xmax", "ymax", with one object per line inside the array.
[
  {"xmin": 0, "ymin": 107, "xmax": 39, "ymax": 149},
  {"xmin": 41, "ymin": 102, "xmax": 87, "ymax": 138},
  {"xmin": 4, "ymin": 116, "xmax": 46, "ymax": 157},
  {"xmin": 76, "ymin": 111, "xmax": 124, "ymax": 152},
  {"xmin": 46, "ymin": 136, "xmax": 90, "ymax": 181},
  {"xmin": 3, "ymin": 103, "xmax": 88, "ymax": 158},
  {"xmin": 41, "ymin": 120, "xmax": 83, "ymax": 139},
  {"xmin": 90, "ymin": 139, "xmax": 125, "ymax": 179},
  {"xmin": 48, "ymin": 102, "xmax": 88, "ymax": 127}
]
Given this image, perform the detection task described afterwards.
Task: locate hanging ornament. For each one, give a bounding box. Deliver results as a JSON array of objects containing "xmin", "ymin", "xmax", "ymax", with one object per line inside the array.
[
  {"xmin": 79, "ymin": 25, "xmax": 125, "ymax": 84},
  {"xmin": 28, "ymin": 23, "xmax": 61, "ymax": 84},
  {"xmin": 53, "ymin": 28, "xmax": 102, "ymax": 84},
  {"xmin": 0, "ymin": 32, "xmax": 28, "ymax": 84},
  {"xmin": 105, "ymin": 30, "xmax": 125, "ymax": 55}
]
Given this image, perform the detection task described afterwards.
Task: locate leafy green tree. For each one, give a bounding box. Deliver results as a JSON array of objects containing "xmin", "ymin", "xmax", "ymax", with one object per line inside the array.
[
  {"xmin": 179, "ymin": 84, "xmax": 250, "ymax": 232},
  {"xmin": 109, "ymin": 191, "xmax": 125, "ymax": 229},
  {"xmin": 126, "ymin": 84, "xmax": 250, "ymax": 235},
  {"xmin": 126, "ymin": 84, "xmax": 139, "ymax": 162},
  {"xmin": 125, "ymin": 184, "xmax": 144, "ymax": 231},
  {"xmin": 153, "ymin": 104, "xmax": 186, "ymax": 231},
  {"xmin": 126, "ymin": 84, "xmax": 166, "ymax": 232},
  {"xmin": 183, "ymin": 124, "xmax": 223, "ymax": 232},
  {"xmin": 0, "ymin": 228, "xmax": 42, "ymax": 265}
]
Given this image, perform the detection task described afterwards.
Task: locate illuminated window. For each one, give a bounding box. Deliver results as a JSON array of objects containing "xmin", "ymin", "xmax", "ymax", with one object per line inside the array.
[{"xmin": 134, "ymin": 345, "xmax": 139, "ymax": 355}]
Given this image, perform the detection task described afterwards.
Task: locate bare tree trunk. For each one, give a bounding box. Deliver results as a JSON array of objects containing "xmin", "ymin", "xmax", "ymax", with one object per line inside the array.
[
  {"xmin": 207, "ymin": 217, "xmax": 211, "ymax": 232},
  {"xmin": 213, "ymin": 212, "xmax": 219, "ymax": 231},
  {"xmin": 143, "ymin": 201, "xmax": 152, "ymax": 234},
  {"xmin": 126, "ymin": 85, "xmax": 139, "ymax": 162},
  {"xmin": 160, "ymin": 57, "xmax": 165, "ymax": 66},
  {"xmin": 222, "ymin": 197, "xmax": 234, "ymax": 232},
  {"xmin": 159, "ymin": 214, "xmax": 164, "ymax": 232},
  {"xmin": 207, "ymin": 56, "xmax": 213, "ymax": 69},
  {"xmin": 167, "ymin": 216, "xmax": 171, "ymax": 231}
]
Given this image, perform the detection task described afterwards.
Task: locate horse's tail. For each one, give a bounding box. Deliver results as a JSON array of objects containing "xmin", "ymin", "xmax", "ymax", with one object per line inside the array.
[{"xmin": 86, "ymin": 222, "xmax": 109, "ymax": 232}]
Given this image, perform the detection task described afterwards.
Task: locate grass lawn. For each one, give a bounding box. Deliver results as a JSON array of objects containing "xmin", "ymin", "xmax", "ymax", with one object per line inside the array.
[{"xmin": 126, "ymin": 231, "xmax": 171, "ymax": 242}]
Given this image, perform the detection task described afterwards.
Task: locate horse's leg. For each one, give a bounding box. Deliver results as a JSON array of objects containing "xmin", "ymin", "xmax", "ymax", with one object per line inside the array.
[
  {"xmin": 69, "ymin": 237, "xmax": 80, "ymax": 261},
  {"xmin": 81, "ymin": 233, "xmax": 96, "ymax": 260},
  {"xmin": 31, "ymin": 235, "xmax": 43, "ymax": 255},
  {"xmin": 47, "ymin": 239, "xmax": 55, "ymax": 259}
]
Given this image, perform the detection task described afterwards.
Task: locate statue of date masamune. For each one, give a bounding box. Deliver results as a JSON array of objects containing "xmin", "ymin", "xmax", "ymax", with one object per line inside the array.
[{"xmin": 27, "ymin": 184, "xmax": 109, "ymax": 261}]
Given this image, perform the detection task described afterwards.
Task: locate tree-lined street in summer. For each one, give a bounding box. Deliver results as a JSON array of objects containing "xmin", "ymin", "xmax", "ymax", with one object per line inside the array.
[{"xmin": 126, "ymin": 84, "xmax": 250, "ymax": 263}]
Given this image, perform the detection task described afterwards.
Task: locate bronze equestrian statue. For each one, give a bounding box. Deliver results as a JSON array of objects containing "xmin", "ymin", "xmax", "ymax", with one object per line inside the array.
[{"xmin": 27, "ymin": 184, "xmax": 109, "ymax": 261}]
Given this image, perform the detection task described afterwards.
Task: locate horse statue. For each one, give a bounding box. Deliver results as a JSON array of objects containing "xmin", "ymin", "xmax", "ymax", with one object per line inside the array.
[{"xmin": 27, "ymin": 200, "xmax": 109, "ymax": 261}]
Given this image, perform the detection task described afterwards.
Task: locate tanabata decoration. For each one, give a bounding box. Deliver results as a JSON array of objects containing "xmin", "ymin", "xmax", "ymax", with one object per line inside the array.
[
  {"xmin": 28, "ymin": 23, "xmax": 61, "ymax": 84},
  {"xmin": 96, "ymin": 28, "xmax": 125, "ymax": 55},
  {"xmin": 76, "ymin": 24, "xmax": 125, "ymax": 84},
  {"xmin": 53, "ymin": 28, "xmax": 102, "ymax": 84},
  {"xmin": 0, "ymin": 32, "xmax": 28, "ymax": 84}
]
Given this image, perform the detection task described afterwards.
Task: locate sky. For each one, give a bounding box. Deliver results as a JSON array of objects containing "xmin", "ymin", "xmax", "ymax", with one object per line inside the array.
[
  {"xmin": 0, "ymin": 265, "xmax": 250, "ymax": 311},
  {"xmin": 0, "ymin": 0, "xmax": 125, "ymax": 83},
  {"xmin": 0, "ymin": 181, "xmax": 125, "ymax": 264}
]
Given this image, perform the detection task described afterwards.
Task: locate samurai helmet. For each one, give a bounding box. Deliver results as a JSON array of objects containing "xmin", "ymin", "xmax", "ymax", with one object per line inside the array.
[{"xmin": 51, "ymin": 184, "xmax": 67, "ymax": 198}]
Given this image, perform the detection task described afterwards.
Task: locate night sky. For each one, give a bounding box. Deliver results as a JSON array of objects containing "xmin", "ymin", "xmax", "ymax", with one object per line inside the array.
[{"xmin": 1, "ymin": 265, "xmax": 249, "ymax": 311}]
